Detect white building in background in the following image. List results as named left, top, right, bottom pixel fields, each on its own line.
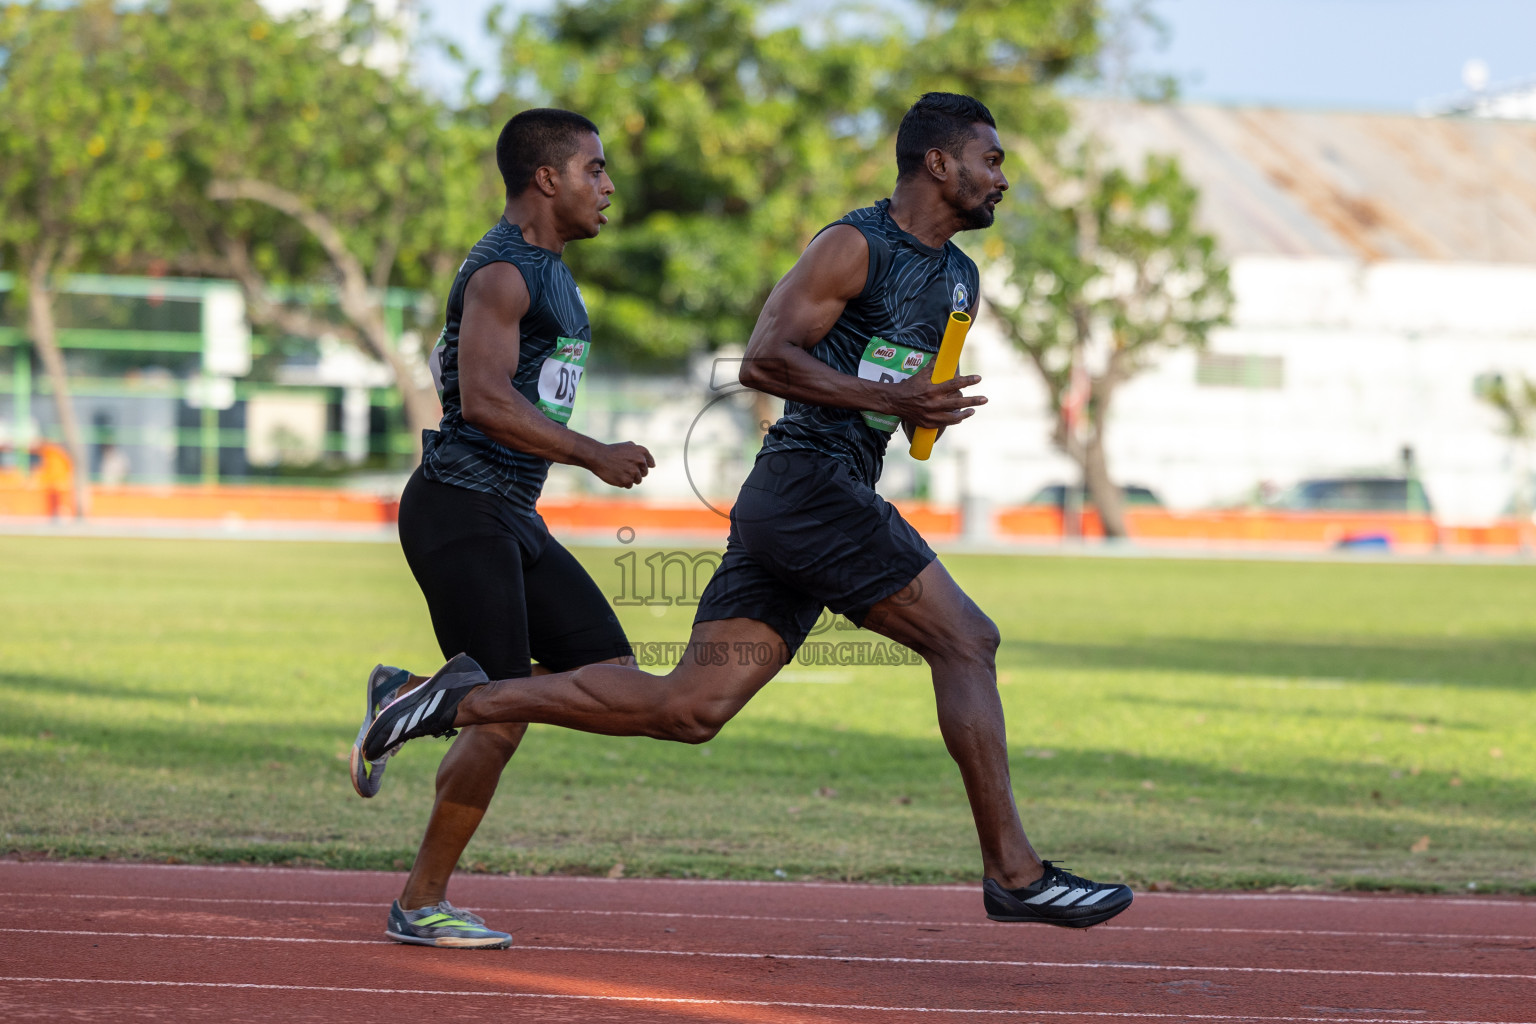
left=939, top=100, right=1536, bottom=525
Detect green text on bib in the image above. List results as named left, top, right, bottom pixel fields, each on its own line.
left=535, top=337, right=590, bottom=424
left=857, top=337, right=931, bottom=433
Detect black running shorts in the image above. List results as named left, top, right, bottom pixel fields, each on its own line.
left=694, top=450, right=936, bottom=655
left=396, top=468, right=633, bottom=679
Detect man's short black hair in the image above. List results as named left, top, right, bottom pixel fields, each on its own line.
left=496, top=108, right=601, bottom=197
left=895, top=93, right=996, bottom=180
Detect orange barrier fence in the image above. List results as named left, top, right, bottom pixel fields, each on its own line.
left=1, top=481, right=1532, bottom=553
left=992, top=506, right=1534, bottom=551
left=536, top=498, right=728, bottom=537
left=0, top=482, right=397, bottom=525
left=995, top=506, right=1444, bottom=547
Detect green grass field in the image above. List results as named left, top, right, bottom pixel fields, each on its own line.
left=1, top=535, right=1532, bottom=892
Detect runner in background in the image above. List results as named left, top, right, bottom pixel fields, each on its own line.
left=349, top=108, right=653, bottom=949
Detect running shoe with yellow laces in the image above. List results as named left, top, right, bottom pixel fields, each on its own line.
left=386, top=900, right=512, bottom=949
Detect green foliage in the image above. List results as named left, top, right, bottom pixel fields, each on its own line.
left=132, top=0, right=453, bottom=290
left=2, top=537, right=1533, bottom=890
left=902, top=0, right=1100, bottom=138
left=0, top=1, right=166, bottom=270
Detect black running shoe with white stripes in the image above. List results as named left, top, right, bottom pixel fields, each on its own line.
left=349, top=664, right=410, bottom=799
left=983, top=861, right=1133, bottom=928
left=361, top=653, right=488, bottom=761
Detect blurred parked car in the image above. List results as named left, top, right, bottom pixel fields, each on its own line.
left=1025, top=483, right=1164, bottom=508
left=1269, top=476, right=1432, bottom=514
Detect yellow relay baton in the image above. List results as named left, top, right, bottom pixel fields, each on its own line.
left=909, top=311, right=973, bottom=461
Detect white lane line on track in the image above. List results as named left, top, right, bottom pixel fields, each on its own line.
left=1137, top=892, right=1536, bottom=909
left=0, top=977, right=1525, bottom=1024
left=4, top=863, right=1531, bottom=908
left=1119, top=925, right=1536, bottom=943
left=5, top=928, right=1533, bottom=981
left=0, top=861, right=973, bottom=890
left=0, top=927, right=373, bottom=945
left=3, top=893, right=1531, bottom=943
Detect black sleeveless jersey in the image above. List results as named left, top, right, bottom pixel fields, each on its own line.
left=421, top=218, right=592, bottom=515
left=757, top=199, right=980, bottom=485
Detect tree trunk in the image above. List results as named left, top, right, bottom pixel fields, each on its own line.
left=209, top=181, right=441, bottom=465
left=1082, top=429, right=1127, bottom=538
left=217, top=234, right=439, bottom=465
left=1516, top=439, right=1534, bottom=555
left=332, top=281, right=438, bottom=464
left=1083, top=356, right=1129, bottom=539
left=26, top=260, right=89, bottom=519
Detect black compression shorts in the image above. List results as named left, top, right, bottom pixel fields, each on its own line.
left=693, top=450, right=936, bottom=655
left=397, top=468, right=633, bottom=679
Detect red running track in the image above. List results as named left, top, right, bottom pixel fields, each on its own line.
left=0, top=860, right=1532, bottom=1023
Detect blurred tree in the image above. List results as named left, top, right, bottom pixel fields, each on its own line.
left=488, top=0, right=903, bottom=362
left=902, top=0, right=1103, bottom=140
left=988, top=144, right=1231, bottom=537
left=1478, top=374, right=1536, bottom=441
left=133, top=0, right=451, bottom=459
left=1475, top=372, right=1536, bottom=550
left=0, top=0, right=162, bottom=516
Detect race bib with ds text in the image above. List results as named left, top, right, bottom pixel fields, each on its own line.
left=535, top=337, right=590, bottom=424
left=857, top=337, right=931, bottom=433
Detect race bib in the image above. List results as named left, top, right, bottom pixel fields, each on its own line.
left=535, top=337, right=590, bottom=424
left=857, top=337, right=931, bottom=433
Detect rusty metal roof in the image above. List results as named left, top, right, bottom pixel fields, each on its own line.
left=1072, top=99, right=1536, bottom=263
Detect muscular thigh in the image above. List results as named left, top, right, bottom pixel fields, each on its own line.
left=860, top=558, right=989, bottom=660
left=398, top=472, right=535, bottom=680
left=665, top=617, right=788, bottom=726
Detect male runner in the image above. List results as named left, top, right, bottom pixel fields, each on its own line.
left=365, top=93, right=1133, bottom=928
left=349, top=108, right=654, bottom=948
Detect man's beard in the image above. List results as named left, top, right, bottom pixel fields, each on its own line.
left=955, top=165, right=999, bottom=230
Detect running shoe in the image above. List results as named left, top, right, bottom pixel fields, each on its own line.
left=362, top=652, right=488, bottom=761
left=349, top=664, right=411, bottom=799
left=386, top=900, right=512, bottom=949
left=983, top=861, right=1134, bottom=928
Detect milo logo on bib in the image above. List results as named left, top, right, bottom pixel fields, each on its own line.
left=857, top=336, right=932, bottom=433
left=535, top=337, right=590, bottom=424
